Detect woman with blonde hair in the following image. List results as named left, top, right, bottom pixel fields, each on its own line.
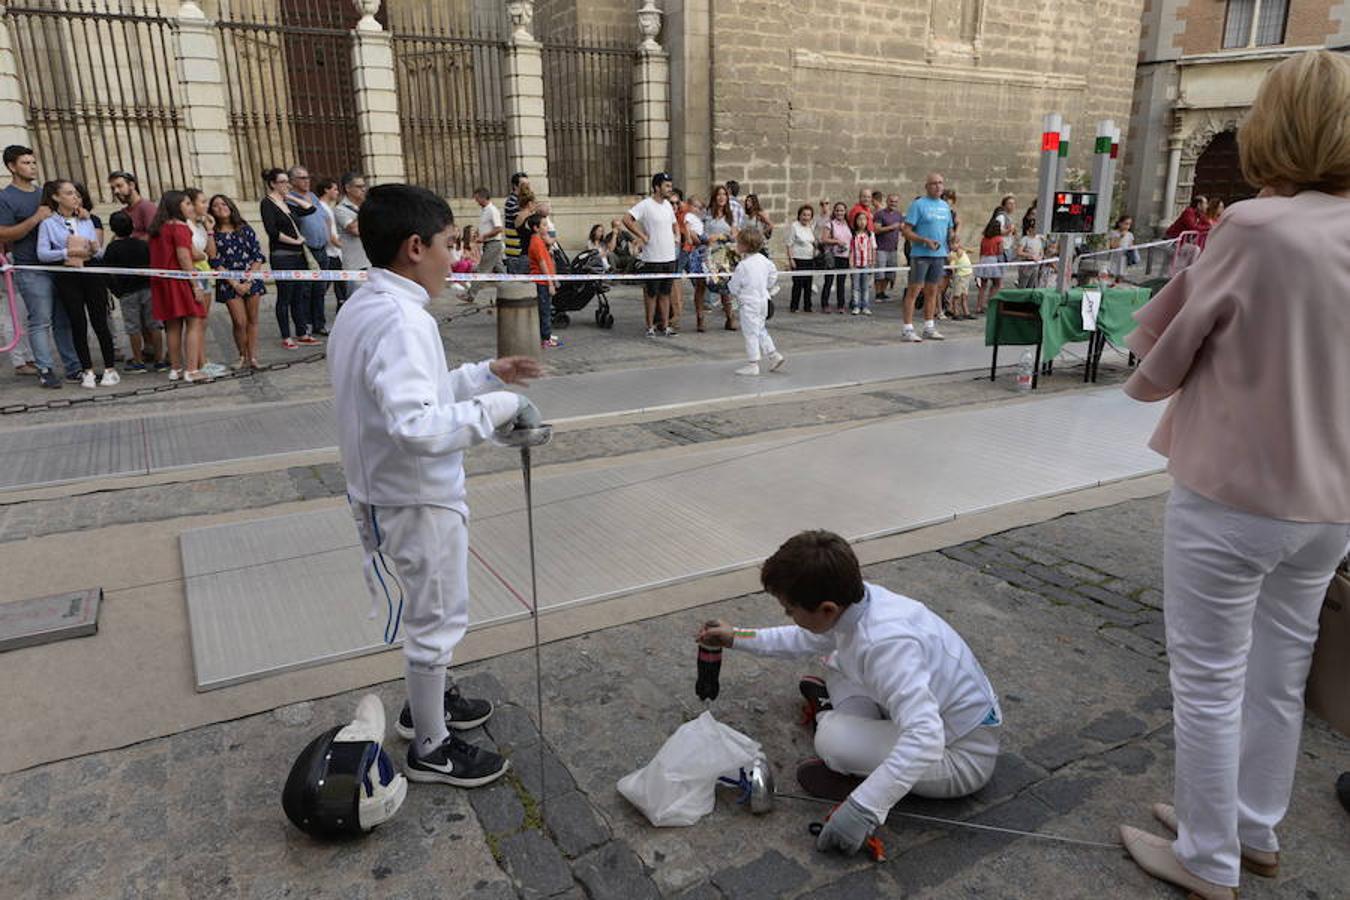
left=1117, top=50, right=1350, bottom=900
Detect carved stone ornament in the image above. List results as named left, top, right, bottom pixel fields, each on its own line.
left=507, top=0, right=535, bottom=41
left=352, top=0, right=383, bottom=32
left=637, top=0, right=662, bottom=51
left=177, top=0, right=206, bottom=18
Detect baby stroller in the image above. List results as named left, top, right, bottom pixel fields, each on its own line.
left=549, top=245, right=614, bottom=330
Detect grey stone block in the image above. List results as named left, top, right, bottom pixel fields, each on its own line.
left=673, top=884, right=724, bottom=900
left=1133, top=617, right=1166, bottom=645
left=710, top=849, right=810, bottom=898
left=1059, top=562, right=1106, bottom=584
left=456, top=671, right=509, bottom=703
left=939, top=545, right=986, bottom=568
left=891, top=793, right=1055, bottom=891
left=486, top=704, right=542, bottom=752
left=1079, top=711, right=1149, bottom=745
left=1099, top=625, right=1167, bottom=659
left=499, top=829, right=575, bottom=899
left=572, top=841, right=660, bottom=900
left=1023, top=732, right=1089, bottom=771
left=797, top=867, right=894, bottom=899
left=1025, top=563, right=1080, bottom=589
left=513, top=745, right=577, bottom=799
left=470, top=781, right=526, bottom=835
left=1102, top=743, right=1155, bottom=776
left=973, top=752, right=1047, bottom=803
left=1028, top=774, right=1101, bottom=814
left=1077, top=583, right=1141, bottom=612
left=544, top=790, right=610, bottom=858
left=1137, top=587, right=1165, bottom=610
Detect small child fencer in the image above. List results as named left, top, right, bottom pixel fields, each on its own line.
left=698, top=530, right=1002, bottom=856
left=329, top=183, right=543, bottom=788
left=728, top=227, right=785, bottom=376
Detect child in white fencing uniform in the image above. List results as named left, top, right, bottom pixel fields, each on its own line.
left=698, top=530, right=1001, bottom=856
left=328, top=183, right=543, bottom=788
left=728, top=227, right=784, bottom=376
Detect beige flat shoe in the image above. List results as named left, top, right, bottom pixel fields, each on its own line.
left=1119, top=825, right=1237, bottom=900
left=1152, top=803, right=1279, bottom=878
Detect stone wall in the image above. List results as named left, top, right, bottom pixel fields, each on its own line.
left=1173, top=0, right=1339, bottom=55
left=702, top=0, right=1144, bottom=246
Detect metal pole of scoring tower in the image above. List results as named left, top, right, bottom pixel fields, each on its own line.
left=1054, top=123, right=1071, bottom=191
left=1091, top=120, right=1114, bottom=234
left=1037, top=113, right=1061, bottom=240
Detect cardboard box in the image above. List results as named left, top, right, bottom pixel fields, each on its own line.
left=1306, top=567, right=1350, bottom=738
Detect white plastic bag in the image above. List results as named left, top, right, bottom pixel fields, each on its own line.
left=617, top=711, right=762, bottom=826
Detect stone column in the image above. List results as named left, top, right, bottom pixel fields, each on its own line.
left=0, top=6, right=29, bottom=144
left=351, top=0, right=405, bottom=183
left=174, top=2, right=237, bottom=196
left=504, top=0, right=548, bottom=196
left=667, top=0, right=711, bottom=200
left=632, top=1, right=670, bottom=193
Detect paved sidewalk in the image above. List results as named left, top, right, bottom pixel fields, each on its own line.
left=4, top=495, right=1346, bottom=899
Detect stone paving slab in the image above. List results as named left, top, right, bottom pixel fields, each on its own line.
left=3, top=494, right=1347, bottom=899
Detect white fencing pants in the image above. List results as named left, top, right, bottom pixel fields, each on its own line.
left=1164, top=485, right=1350, bottom=887
left=352, top=501, right=471, bottom=752
left=814, top=671, right=1000, bottom=799
left=739, top=297, right=776, bottom=363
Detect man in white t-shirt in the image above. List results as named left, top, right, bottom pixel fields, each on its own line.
left=622, top=171, right=679, bottom=337
left=470, top=187, right=505, bottom=300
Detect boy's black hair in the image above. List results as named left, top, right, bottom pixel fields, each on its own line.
left=511, top=171, right=528, bottom=187
left=359, top=184, right=455, bottom=268
left=3, top=145, right=33, bottom=168
left=761, top=530, right=864, bottom=611
left=108, top=210, right=134, bottom=238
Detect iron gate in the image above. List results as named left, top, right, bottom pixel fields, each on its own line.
left=215, top=0, right=362, bottom=192
left=540, top=27, right=633, bottom=196
left=4, top=0, right=191, bottom=201
left=387, top=1, right=509, bottom=198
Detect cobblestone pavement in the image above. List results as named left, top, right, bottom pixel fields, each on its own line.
left=3, top=496, right=1347, bottom=899
left=0, top=283, right=1010, bottom=422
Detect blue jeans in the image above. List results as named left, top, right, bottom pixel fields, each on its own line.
left=851, top=273, right=872, bottom=311
left=306, top=246, right=335, bottom=332
left=537, top=284, right=552, bottom=341
left=14, top=269, right=80, bottom=374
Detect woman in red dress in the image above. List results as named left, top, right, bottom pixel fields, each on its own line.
left=149, top=190, right=209, bottom=381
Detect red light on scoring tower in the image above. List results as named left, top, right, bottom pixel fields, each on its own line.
left=1041, top=131, right=1060, bottom=153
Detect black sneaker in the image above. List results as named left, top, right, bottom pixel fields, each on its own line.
left=38, top=368, right=61, bottom=389
left=796, top=757, right=863, bottom=803
left=1338, top=772, right=1350, bottom=815
left=395, top=685, right=493, bottom=740
left=799, top=675, right=832, bottom=728
left=64, top=370, right=82, bottom=383
left=405, top=734, right=509, bottom=788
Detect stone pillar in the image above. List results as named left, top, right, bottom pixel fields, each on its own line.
left=504, top=1, right=548, bottom=196
left=633, top=1, right=670, bottom=193
left=351, top=1, right=405, bottom=183
left=174, top=2, right=237, bottom=196
left=1162, top=134, right=1182, bottom=230
left=0, top=6, right=29, bottom=145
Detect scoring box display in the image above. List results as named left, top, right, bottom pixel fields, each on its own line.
left=1051, top=192, right=1098, bottom=233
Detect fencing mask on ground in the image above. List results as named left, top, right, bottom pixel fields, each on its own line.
left=282, top=694, right=407, bottom=838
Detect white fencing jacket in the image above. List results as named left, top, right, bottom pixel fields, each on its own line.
left=328, top=268, right=519, bottom=517
left=727, top=252, right=778, bottom=307
left=736, top=582, right=1001, bottom=818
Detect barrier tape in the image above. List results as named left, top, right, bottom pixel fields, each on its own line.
left=0, top=251, right=1138, bottom=285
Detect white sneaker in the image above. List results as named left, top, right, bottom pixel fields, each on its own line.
left=861, top=309, right=873, bottom=316
left=100, top=369, right=120, bottom=387
left=734, top=363, right=760, bottom=376
left=900, top=330, right=924, bottom=343
left=768, top=352, right=785, bottom=372
left=645, top=327, right=657, bottom=338
left=922, top=326, right=945, bottom=341
left=80, top=370, right=97, bottom=389
left=202, top=362, right=229, bottom=377
left=168, top=368, right=182, bottom=382
left=850, top=308, right=859, bottom=316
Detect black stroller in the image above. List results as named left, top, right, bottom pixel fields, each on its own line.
left=549, top=245, right=613, bottom=330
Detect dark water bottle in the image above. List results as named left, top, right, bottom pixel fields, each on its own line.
left=696, top=622, right=723, bottom=702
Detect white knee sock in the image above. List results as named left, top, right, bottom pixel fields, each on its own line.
left=406, top=662, right=449, bottom=757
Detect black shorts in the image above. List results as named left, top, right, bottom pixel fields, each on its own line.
left=639, top=260, right=677, bottom=297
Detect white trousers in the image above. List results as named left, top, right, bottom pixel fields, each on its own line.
left=1, top=292, right=33, bottom=367
left=1164, top=485, right=1350, bottom=886
left=739, top=297, right=776, bottom=363
left=352, top=501, right=471, bottom=750
left=814, top=671, right=1000, bottom=799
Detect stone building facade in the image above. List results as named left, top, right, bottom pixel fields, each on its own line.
left=0, top=0, right=1146, bottom=249
left=1122, top=0, right=1348, bottom=235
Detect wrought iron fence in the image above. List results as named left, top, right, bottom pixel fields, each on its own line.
left=540, top=28, right=634, bottom=196
left=4, top=0, right=192, bottom=202
left=215, top=0, right=362, bottom=193
left=387, top=1, right=509, bottom=199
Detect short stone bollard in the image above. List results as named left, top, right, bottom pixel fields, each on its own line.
left=496, top=279, right=542, bottom=361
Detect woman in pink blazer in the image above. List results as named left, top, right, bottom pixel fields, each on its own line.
left=1118, top=50, right=1350, bottom=900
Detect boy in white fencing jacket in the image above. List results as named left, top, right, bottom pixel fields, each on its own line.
left=329, top=183, right=542, bottom=787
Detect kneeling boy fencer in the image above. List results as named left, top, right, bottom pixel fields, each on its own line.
left=698, top=531, right=1002, bottom=855
left=729, top=227, right=784, bottom=376
left=329, top=183, right=543, bottom=788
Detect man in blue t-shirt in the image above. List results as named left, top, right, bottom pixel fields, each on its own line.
left=899, top=173, right=954, bottom=342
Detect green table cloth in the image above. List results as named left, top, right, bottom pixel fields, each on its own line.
left=984, top=286, right=1155, bottom=360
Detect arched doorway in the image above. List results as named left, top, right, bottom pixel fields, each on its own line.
left=1192, top=130, right=1254, bottom=208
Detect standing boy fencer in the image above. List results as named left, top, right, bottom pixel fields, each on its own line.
left=698, top=531, right=1002, bottom=855
left=329, top=183, right=543, bottom=786
left=728, top=226, right=785, bottom=376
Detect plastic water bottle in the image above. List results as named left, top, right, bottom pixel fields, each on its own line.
left=1017, top=351, right=1034, bottom=392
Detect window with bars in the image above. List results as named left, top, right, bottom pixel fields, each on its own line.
left=1222, top=0, right=1288, bottom=50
